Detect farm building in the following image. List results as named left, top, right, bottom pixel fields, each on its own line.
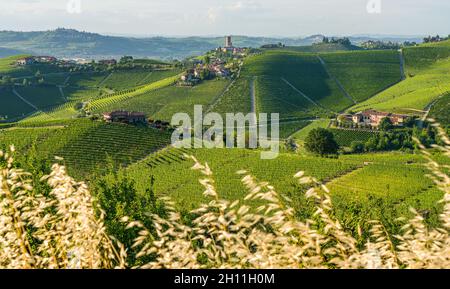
left=16, top=57, right=36, bottom=66
left=351, top=110, right=408, bottom=127
left=103, top=111, right=147, bottom=124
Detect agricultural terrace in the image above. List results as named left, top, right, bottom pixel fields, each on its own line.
left=329, top=129, right=376, bottom=147
left=92, top=79, right=230, bottom=121
left=124, top=148, right=361, bottom=210
left=100, top=69, right=181, bottom=91
left=319, top=50, right=402, bottom=102
left=210, top=78, right=252, bottom=116
left=328, top=154, right=444, bottom=227
left=123, top=148, right=442, bottom=228
left=0, top=89, right=36, bottom=120
left=350, top=41, right=450, bottom=114
left=429, top=94, right=450, bottom=128
left=1, top=119, right=172, bottom=178
left=242, top=51, right=353, bottom=114
left=16, top=86, right=66, bottom=109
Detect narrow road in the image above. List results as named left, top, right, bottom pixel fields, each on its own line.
left=281, top=77, right=325, bottom=109
left=417, top=97, right=442, bottom=128
left=399, top=49, right=406, bottom=80
left=58, top=86, right=67, bottom=101
left=250, top=76, right=257, bottom=113
left=12, top=89, right=39, bottom=110
left=250, top=76, right=258, bottom=129
left=98, top=72, right=113, bottom=87
left=138, top=71, right=153, bottom=85
left=317, top=56, right=357, bottom=104
left=63, top=74, right=71, bottom=86
left=205, top=78, right=236, bottom=113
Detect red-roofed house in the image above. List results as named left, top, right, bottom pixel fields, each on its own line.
left=103, top=111, right=147, bottom=124
left=352, top=110, right=408, bottom=127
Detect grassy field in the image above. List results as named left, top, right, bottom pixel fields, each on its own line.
left=291, top=119, right=330, bottom=141
left=350, top=41, right=450, bottom=114
left=319, top=50, right=402, bottom=103
left=0, top=55, right=28, bottom=74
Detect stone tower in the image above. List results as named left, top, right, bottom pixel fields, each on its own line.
left=225, top=36, right=233, bottom=47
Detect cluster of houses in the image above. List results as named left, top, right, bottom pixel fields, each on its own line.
left=180, top=59, right=231, bottom=84
left=16, top=56, right=117, bottom=67
left=340, top=110, right=409, bottom=128
left=16, top=56, right=57, bottom=66
left=180, top=36, right=243, bottom=86
left=102, top=110, right=171, bottom=130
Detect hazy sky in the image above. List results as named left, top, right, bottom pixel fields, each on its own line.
left=0, top=0, right=449, bottom=37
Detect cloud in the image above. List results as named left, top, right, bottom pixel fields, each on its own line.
left=0, top=0, right=449, bottom=36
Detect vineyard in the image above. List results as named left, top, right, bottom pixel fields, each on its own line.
left=429, top=94, right=450, bottom=127
left=125, top=148, right=361, bottom=209
left=319, top=50, right=402, bottom=102
left=242, top=51, right=353, bottom=113
left=16, top=85, right=66, bottom=109
left=210, top=77, right=252, bottom=116
left=350, top=40, right=450, bottom=114
left=329, top=129, right=376, bottom=147
left=0, top=119, right=172, bottom=177
left=88, top=74, right=181, bottom=113
left=327, top=160, right=444, bottom=224
left=0, top=89, right=36, bottom=120
left=90, top=78, right=230, bottom=121
left=255, top=76, right=327, bottom=120
left=0, top=126, right=63, bottom=152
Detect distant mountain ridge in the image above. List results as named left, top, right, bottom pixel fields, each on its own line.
left=0, top=28, right=423, bottom=60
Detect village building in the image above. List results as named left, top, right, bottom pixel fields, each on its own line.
left=35, top=56, right=57, bottom=63
left=102, top=111, right=147, bottom=124
left=350, top=110, right=408, bottom=127
left=216, top=36, right=246, bottom=55
left=98, top=59, right=117, bottom=66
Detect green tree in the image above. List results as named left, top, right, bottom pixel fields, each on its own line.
left=379, top=117, right=393, bottom=131
left=304, top=128, right=339, bottom=156
left=350, top=141, right=365, bottom=153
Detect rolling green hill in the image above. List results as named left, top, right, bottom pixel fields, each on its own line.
left=350, top=40, right=450, bottom=114
left=242, top=51, right=353, bottom=116
left=319, top=50, right=402, bottom=102
left=0, top=119, right=171, bottom=178
left=92, top=79, right=230, bottom=121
